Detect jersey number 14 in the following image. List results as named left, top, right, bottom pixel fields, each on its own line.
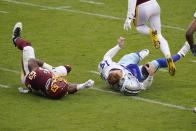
left=100, top=60, right=110, bottom=69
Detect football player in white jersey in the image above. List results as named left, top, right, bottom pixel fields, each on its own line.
left=186, top=11, right=196, bottom=56
left=124, top=0, right=176, bottom=76
left=98, top=37, right=190, bottom=95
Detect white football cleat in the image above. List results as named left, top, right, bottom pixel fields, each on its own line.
left=84, top=79, right=94, bottom=88
left=139, top=49, right=149, bottom=60
left=12, top=22, right=22, bottom=46
left=177, top=41, right=190, bottom=57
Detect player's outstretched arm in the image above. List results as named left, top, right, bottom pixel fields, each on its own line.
left=124, top=0, right=137, bottom=30
left=28, top=58, right=53, bottom=72
left=186, top=19, right=196, bottom=53
left=103, top=37, right=125, bottom=60
left=68, top=79, right=94, bottom=94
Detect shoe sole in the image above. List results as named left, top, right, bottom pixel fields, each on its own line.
left=153, top=41, right=160, bottom=49
left=166, top=57, right=176, bottom=76
left=12, top=22, right=22, bottom=46
left=150, top=30, right=160, bottom=49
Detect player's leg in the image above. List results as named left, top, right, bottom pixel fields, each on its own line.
left=12, top=22, right=35, bottom=84
left=118, top=49, right=149, bottom=65
left=140, top=42, right=190, bottom=79
left=149, top=2, right=176, bottom=76
left=152, top=42, right=189, bottom=71
left=134, top=2, right=151, bottom=34
left=68, top=79, right=94, bottom=94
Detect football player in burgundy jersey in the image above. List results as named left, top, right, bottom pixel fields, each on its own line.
left=12, top=22, right=94, bottom=99
left=98, top=37, right=189, bottom=95
left=186, top=11, right=196, bottom=56
left=124, top=0, right=176, bottom=76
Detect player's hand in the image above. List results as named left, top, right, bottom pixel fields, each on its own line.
left=191, top=45, right=196, bottom=56
left=124, top=17, right=132, bottom=31
left=18, top=87, right=31, bottom=94
left=118, top=37, right=125, bottom=48
left=145, top=62, right=155, bottom=76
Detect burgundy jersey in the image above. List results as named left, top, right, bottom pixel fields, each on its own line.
left=25, top=68, right=52, bottom=95
left=136, top=0, right=150, bottom=5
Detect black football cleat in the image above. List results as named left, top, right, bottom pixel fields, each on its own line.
left=12, top=22, right=22, bottom=46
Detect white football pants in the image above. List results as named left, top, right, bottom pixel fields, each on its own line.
left=134, top=0, right=171, bottom=57
left=21, top=46, right=35, bottom=84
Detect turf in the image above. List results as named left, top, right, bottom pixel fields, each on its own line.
left=0, top=0, right=196, bottom=130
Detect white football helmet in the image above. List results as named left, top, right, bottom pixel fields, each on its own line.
left=120, top=74, right=142, bottom=95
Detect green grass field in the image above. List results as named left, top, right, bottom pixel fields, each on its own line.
left=1, top=0, right=196, bottom=130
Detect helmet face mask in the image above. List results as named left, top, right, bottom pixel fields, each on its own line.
left=47, top=74, right=69, bottom=99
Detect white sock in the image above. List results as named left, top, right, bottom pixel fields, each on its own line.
left=158, top=34, right=171, bottom=57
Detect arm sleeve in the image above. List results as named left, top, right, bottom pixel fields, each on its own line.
left=141, top=76, right=153, bottom=90
left=103, top=45, right=121, bottom=60
left=126, top=0, right=137, bottom=19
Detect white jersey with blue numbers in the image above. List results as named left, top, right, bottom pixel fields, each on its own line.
left=99, top=59, right=124, bottom=80
left=98, top=45, right=133, bottom=90
left=98, top=45, right=123, bottom=87
left=98, top=44, right=153, bottom=91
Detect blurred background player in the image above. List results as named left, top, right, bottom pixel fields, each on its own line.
left=98, top=37, right=190, bottom=95
left=186, top=11, right=196, bottom=56
left=124, top=0, right=176, bottom=76
left=12, top=22, right=94, bottom=99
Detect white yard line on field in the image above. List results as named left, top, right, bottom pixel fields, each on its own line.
left=40, top=6, right=71, bottom=11
left=89, top=70, right=192, bottom=111
left=0, top=67, right=20, bottom=74
left=191, top=60, right=196, bottom=63
left=159, top=68, right=168, bottom=72
left=90, top=70, right=100, bottom=75
left=2, top=0, right=122, bottom=20
left=162, top=25, right=185, bottom=31
left=2, top=0, right=186, bottom=31
left=0, top=84, right=10, bottom=88
left=80, top=0, right=104, bottom=5
left=55, top=6, right=71, bottom=9
left=0, top=10, right=8, bottom=13
left=90, top=87, right=192, bottom=111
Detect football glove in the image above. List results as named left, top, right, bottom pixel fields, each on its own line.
left=18, top=87, right=30, bottom=94
left=191, top=45, right=196, bottom=56
left=124, top=17, right=132, bottom=31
